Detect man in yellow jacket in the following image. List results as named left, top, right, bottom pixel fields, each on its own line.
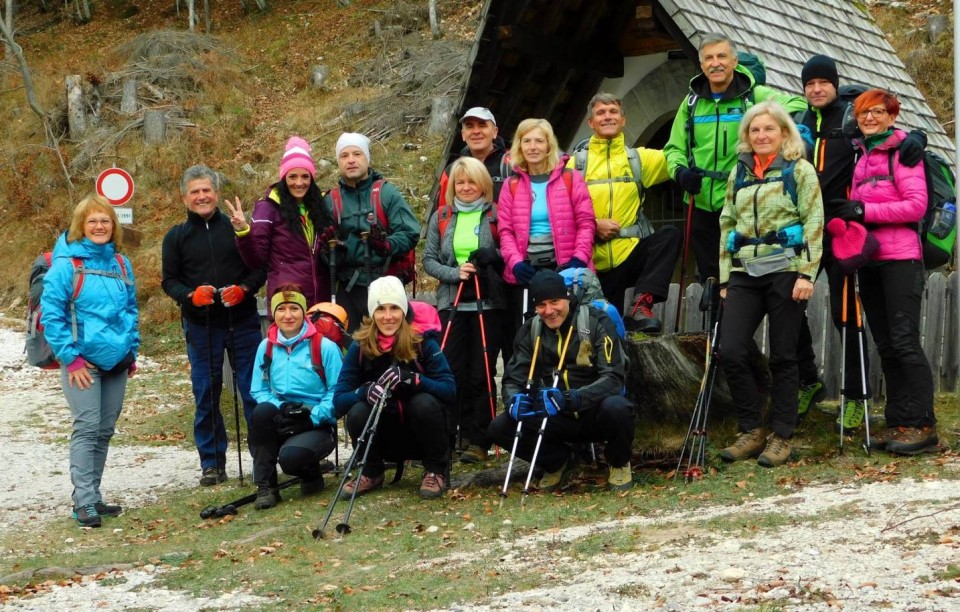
left=568, top=93, right=680, bottom=333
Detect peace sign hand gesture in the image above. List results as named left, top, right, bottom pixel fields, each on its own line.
left=224, top=197, right=249, bottom=232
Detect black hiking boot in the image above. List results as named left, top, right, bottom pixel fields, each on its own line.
left=199, top=467, right=227, bottom=487
left=626, top=292, right=661, bottom=334
left=254, top=485, right=281, bottom=510
left=95, top=502, right=123, bottom=517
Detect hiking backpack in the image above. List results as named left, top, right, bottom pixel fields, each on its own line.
left=262, top=323, right=337, bottom=387
left=329, top=180, right=417, bottom=286
left=437, top=202, right=499, bottom=244
left=572, top=139, right=655, bottom=239
left=732, top=158, right=799, bottom=206
left=26, top=252, right=130, bottom=369
left=794, top=83, right=869, bottom=145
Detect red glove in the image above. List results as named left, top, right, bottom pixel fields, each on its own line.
left=191, top=285, right=217, bottom=307
left=319, top=225, right=339, bottom=246
left=367, top=224, right=391, bottom=255
left=219, top=285, right=246, bottom=307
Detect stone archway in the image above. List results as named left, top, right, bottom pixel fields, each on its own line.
left=620, top=58, right=693, bottom=148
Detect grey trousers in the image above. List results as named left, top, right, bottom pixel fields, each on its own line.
left=61, top=366, right=127, bottom=508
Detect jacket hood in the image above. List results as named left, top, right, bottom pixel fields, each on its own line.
left=52, top=233, right=117, bottom=261
left=855, top=128, right=906, bottom=154
left=690, top=65, right=755, bottom=99
left=337, top=168, right=385, bottom=190
left=458, top=135, right=508, bottom=159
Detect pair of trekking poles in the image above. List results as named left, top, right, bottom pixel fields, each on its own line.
left=204, top=305, right=248, bottom=488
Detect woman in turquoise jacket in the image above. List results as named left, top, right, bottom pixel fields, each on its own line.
left=248, top=285, right=343, bottom=510
left=41, top=194, right=139, bottom=528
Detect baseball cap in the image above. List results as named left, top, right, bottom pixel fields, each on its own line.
left=459, top=107, right=496, bottom=126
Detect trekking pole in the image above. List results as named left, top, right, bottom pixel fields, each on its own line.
left=204, top=307, right=224, bottom=481
left=313, top=389, right=389, bottom=539
left=521, top=325, right=575, bottom=508
left=838, top=275, right=850, bottom=456
left=499, top=335, right=540, bottom=509
left=225, top=308, right=245, bottom=486
left=200, top=477, right=301, bottom=519
left=674, top=194, right=696, bottom=333
left=440, top=280, right=465, bottom=351
left=853, top=272, right=872, bottom=455
left=328, top=238, right=339, bottom=304
left=474, top=273, right=500, bottom=459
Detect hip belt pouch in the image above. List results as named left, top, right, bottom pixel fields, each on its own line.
left=526, top=233, right=556, bottom=268
left=743, top=249, right=791, bottom=277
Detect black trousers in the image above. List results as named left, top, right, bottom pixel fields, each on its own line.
left=857, top=260, right=935, bottom=428
left=335, top=284, right=369, bottom=334
left=440, top=307, right=502, bottom=449
left=248, top=402, right=336, bottom=488
left=488, top=395, right=635, bottom=472
left=345, top=393, right=450, bottom=476
left=796, top=254, right=871, bottom=398
left=689, top=206, right=721, bottom=284
left=720, top=272, right=804, bottom=438
left=597, top=226, right=683, bottom=311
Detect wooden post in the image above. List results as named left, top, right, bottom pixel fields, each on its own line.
left=65, top=75, right=86, bottom=139
left=120, top=79, right=138, bottom=115
left=143, top=110, right=166, bottom=144
left=427, top=97, right=454, bottom=135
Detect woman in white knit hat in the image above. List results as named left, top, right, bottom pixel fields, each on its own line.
left=332, top=276, right=456, bottom=500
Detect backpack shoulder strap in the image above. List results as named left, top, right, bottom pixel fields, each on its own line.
left=561, top=168, right=574, bottom=193
left=509, top=175, right=520, bottom=198
left=574, top=304, right=593, bottom=367
left=371, top=179, right=387, bottom=228
left=330, top=187, right=343, bottom=224
left=498, top=153, right=513, bottom=183
left=437, top=203, right=454, bottom=241
left=782, top=159, right=799, bottom=206
left=70, top=258, right=85, bottom=300
left=261, top=325, right=278, bottom=383
left=685, top=92, right=699, bottom=159
left=309, top=331, right=326, bottom=386
left=572, top=138, right=589, bottom=173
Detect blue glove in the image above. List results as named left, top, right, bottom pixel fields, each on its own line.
left=796, top=123, right=814, bottom=150
left=508, top=393, right=536, bottom=421
left=898, top=130, right=927, bottom=168
left=513, top=262, right=536, bottom=284
left=776, top=224, right=804, bottom=248
left=561, top=257, right=588, bottom=271
left=536, top=387, right=565, bottom=416
left=675, top=166, right=703, bottom=195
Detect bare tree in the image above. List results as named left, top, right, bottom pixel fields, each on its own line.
left=2, top=0, right=12, bottom=58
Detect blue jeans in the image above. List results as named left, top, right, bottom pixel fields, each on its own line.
left=61, top=366, right=127, bottom=508
left=183, top=313, right=261, bottom=470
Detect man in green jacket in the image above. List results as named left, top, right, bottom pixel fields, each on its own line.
left=322, top=133, right=420, bottom=331
left=568, top=93, right=679, bottom=334
left=664, top=34, right=806, bottom=289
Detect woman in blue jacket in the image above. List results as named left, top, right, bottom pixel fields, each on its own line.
left=41, top=195, right=139, bottom=528
left=333, top=276, right=456, bottom=500
left=248, top=285, right=343, bottom=510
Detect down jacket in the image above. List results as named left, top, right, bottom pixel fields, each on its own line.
left=498, top=155, right=596, bottom=284
left=850, top=129, right=927, bottom=262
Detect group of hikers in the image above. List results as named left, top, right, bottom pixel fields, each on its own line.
left=40, top=32, right=942, bottom=528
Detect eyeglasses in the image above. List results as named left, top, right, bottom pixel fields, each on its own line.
left=856, top=108, right=889, bottom=119
left=85, top=219, right=113, bottom=227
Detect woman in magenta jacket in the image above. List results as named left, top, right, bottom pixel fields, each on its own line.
left=830, top=89, right=936, bottom=455
left=498, top=118, right=595, bottom=330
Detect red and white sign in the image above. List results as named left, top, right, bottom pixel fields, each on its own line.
left=96, top=168, right=135, bottom=206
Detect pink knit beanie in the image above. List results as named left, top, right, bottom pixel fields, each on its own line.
left=278, top=136, right=316, bottom=181
left=827, top=218, right=879, bottom=275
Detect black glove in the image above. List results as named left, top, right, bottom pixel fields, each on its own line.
left=513, top=262, right=536, bottom=284
left=898, top=130, right=927, bottom=168
left=378, top=365, right=417, bottom=391
left=675, top=166, right=703, bottom=195
left=360, top=381, right=390, bottom=406
left=275, top=402, right=314, bottom=437
left=830, top=199, right=865, bottom=222
left=367, top=224, right=391, bottom=255
left=560, top=257, right=588, bottom=271
left=468, top=246, right=501, bottom=267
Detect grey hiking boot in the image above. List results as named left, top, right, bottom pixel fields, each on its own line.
left=885, top=426, right=939, bottom=456
left=797, top=381, right=826, bottom=419
left=419, top=471, right=447, bottom=500
left=607, top=464, right=634, bottom=491
left=626, top=293, right=662, bottom=334
left=254, top=485, right=281, bottom=510
left=72, top=504, right=102, bottom=528
left=757, top=434, right=792, bottom=468
left=835, top=399, right=866, bottom=432
left=719, top=428, right=767, bottom=462
left=199, top=467, right=227, bottom=487
left=538, top=454, right=580, bottom=492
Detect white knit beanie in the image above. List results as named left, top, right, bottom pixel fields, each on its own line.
left=335, top=132, right=371, bottom=164
left=367, top=276, right=408, bottom=317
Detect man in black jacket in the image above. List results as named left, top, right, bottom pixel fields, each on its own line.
left=488, top=270, right=635, bottom=492
left=162, top=164, right=267, bottom=486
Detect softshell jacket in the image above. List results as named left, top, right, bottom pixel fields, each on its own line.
left=321, top=170, right=420, bottom=288
left=498, top=155, right=596, bottom=284
left=162, top=210, right=266, bottom=327
left=236, top=185, right=331, bottom=306
left=422, top=200, right=506, bottom=311
left=663, top=65, right=807, bottom=212
left=798, top=97, right=858, bottom=206
left=566, top=134, right=670, bottom=272
left=436, top=136, right=511, bottom=208
left=718, top=154, right=824, bottom=284
left=501, top=304, right=625, bottom=411
left=332, top=333, right=456, bottom=418
left=41, top=234, right=139, bottom=370
left=850, top=129, right=927, bottom=262
left=250, top=320, right=342, bottom=427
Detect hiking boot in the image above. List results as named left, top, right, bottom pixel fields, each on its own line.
left=340, top=473, right=384, bottom=500
left=757, top=434, right=792, bottom=468
left=72, top=504, right=102, bottom=528
left=254, top=485, right=280, bottom=510
left=627, top=293, right=661, bottom=334
left=797, top=381, right=826, bottom=419
left=300, top=475, right=325, bottom=497
left=834, top=399, right=866, bottom=433
left=538, top=454, right=580, bottom=492
left=419, top=471, right=447, bottom=500
left=607, top=464, right=633, bottom=491
left=459, top=445, right=489, bottom=465
left=95, top=502, right=123, bottom=517
left=867, top=426, right=905, bottom=452
left=719, top=428, right=767, bottom=463
left=885, top=426, right=939, bottom=456
left=199, top=467, right=228, bottom=487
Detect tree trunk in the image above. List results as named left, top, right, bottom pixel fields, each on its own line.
left=65, top=74, right=86, bottom=139
left=427, top=97, right=454, bottom=135
left=187, top=0, right=195, bottom=31
left=2, top=0, right=12, bottom=59
left=143, top=110, right=167, bottom=144
left=203, top=0, right=210, bottom=32
left=120, top=79, right=138, bottom=115
left=428, top=0, right=440, bottom=39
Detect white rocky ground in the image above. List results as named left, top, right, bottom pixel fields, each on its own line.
left=1, top=323, right=959, bottom=610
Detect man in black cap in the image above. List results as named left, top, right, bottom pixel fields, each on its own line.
left=793, top=54, right=927, bottom=431
left=488, top=270, right=635, bottom=492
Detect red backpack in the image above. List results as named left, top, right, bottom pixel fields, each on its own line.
left=262, top=321, right=339, bottom=387
left=436, top=202, right=499, bottom=244
left=329, top=180, right=416, bottom=286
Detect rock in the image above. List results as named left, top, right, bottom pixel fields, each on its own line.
left=927, top=15, right=948, bottom=43
left=311, top=65, right=329, bottom=89
left=720, top=567, right=745, bottom=582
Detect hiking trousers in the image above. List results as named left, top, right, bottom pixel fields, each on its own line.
left=720, top=272, right=804, bottom=439
left=61, top=365, right=127, bottom=508
left=248, top=402, right=336, bottom=487
left=597, top=225, right=682, bottom=310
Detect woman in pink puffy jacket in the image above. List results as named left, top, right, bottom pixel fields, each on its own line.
left=498, top=118, right=596, bottom=332
left=831, top=89, right=936, bottom=455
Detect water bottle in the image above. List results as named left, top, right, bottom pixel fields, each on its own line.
left=931, top=202, right=956, bottom=240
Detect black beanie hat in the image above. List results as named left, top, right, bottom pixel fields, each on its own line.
left=801, top=54, right=839, bottom=90
left=529, top=269, right=568, bottom=305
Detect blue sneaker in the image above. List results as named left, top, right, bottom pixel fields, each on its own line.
left=72, top=504, right=102, bottom=528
